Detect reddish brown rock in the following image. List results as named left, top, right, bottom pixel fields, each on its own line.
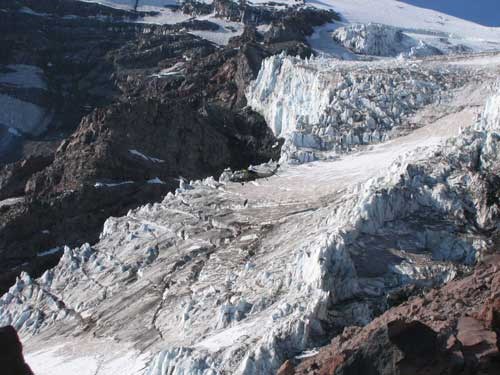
left=292, top=256, right=500, bottom=375
left=277, top=360, right=296, bottom=375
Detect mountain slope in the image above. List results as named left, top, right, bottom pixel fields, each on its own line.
left=2, top=53, right=499, bottom=374
left=1, top=1, right=500, bottom=374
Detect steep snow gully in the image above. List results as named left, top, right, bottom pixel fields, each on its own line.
left=1, top=50, right=499, bottom=374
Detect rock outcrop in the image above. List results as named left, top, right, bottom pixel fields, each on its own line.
left=290, top=255, right=500, bottom=375
left=0, top=325, right=33, bottom=375
left=0, top=0, right=335, bottom=296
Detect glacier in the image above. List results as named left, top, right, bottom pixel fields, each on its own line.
left=1, top=53, right=499, bottom=373
left=246, top=53, right=467, bottom=164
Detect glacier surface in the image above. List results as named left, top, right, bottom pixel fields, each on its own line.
left=1, top=55, right=499, bottom=374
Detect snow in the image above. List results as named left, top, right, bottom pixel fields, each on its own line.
left=0, top=197, right=24, bottom=208
left=4, top=2, right=500, bottom=373
left=0, top=94, right=52, bottom=136
left=94, top=180, right=134, bottom=187
left=137, top=8, right=192, bottom=25
left=294, top=349, right=319, bottom=359
left=76, top=0, right=500, bottom=49
left=25, top=343, right=151, bottom=375
left=78, top=0, right=178, bottom=11
left=195, top=321, right=257, bottom=351
left=27, top=349, right=99, bottom=375
left=307, top=23, right=359, bottom=59
left=0, top=65, right=47, bottom=90
left=309, top=0, right=500, bottom=45
left=37, top=248, right=62, bottom=257
left=129, top=149, right=165, bottom=163
left=18, top=7, right=49, bottom=17
left=188, top=14, right=244, bottom=45
left=147, top=177, right=166, bottom=184
left=7, top=78, right=498, bottom=373
left=8, top=127, right=22, bottom=136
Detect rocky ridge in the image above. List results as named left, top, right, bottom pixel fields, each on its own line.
left=289, top=254, right=500, bottom=375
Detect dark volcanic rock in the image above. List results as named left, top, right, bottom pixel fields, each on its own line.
left=25, top=99, right=277, bottom=197
left=0, top=155, right=54, bottom=200
left=0, top=326, right=33, bottom=375
left=263, top=7, right=337, bottom=44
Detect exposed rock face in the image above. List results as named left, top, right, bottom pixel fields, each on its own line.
left=0, top=325, right=33, bottom=375
left=0, top=155, right=53, bottom=201
left=0, top=0, right=336, bottom=296
left=211, top=0, right=338, bottom=27
left=332, top=23, right=443, bottom=57
left=291, top=255, right=500, bottom=375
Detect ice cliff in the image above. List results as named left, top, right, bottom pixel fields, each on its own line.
left=246, top=53, right=464, bottom=164
left=332, top=23, right=442, bottom=57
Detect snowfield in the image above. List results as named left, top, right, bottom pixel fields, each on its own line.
left=76, top=0, right=500, bottom=50
left=1, top=52, right=500, bottom=374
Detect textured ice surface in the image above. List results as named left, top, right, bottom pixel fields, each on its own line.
left=332, top=23, right=442, bottom=57
left=246, top=53, right=469, bottom=163
left=2, top=70, right=499, bottom=373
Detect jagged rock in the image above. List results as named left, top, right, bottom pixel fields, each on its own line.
left=0, top=154, right=53, bottom=200
left=0, top=325, right=33, bottom=375
left=2, top=0, right=330, bottom=295
left=293, top=256, right=500, bottom=375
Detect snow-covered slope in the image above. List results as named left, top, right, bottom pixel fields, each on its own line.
left=307, top=0, right=500, bottom=57
left=77, top=0, right=500, bottom=51
left=1, top=53, right=499, bottom=374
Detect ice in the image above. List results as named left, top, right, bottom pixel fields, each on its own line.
left=332, top=23, right=441, bottom=57
left=246, top=53, right=462, bottom=164
left=0, top=94, right=52, bottom=136
left=3, top=82, right=498, bottom=374
left=3, top=2, right=500, bottom=371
